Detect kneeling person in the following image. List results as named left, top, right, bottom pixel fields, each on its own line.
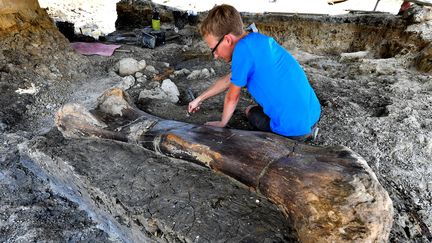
left=188, top=4, right=321, bottom=141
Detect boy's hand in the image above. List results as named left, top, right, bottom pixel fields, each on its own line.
left=188, top=98, right=202, bottom=114
left=205, top=121, right=226, bottom=128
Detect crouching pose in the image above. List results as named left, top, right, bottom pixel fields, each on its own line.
left=188, top=4, right=321, bottom=141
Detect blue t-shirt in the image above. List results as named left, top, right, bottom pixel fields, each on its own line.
left=231, top=32, right=320, bottom=136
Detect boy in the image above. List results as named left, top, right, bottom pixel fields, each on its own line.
left=188, top=4, right=320, bottom=141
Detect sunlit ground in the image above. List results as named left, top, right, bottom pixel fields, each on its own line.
left=38, top=0, right=404, bottom=37
left=153, top=0, right=403, bottom=15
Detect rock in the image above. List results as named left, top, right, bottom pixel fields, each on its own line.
left=15, top=83, right=39, bottom=95
left=417, top=134, right=426, bottom=143
left=138, top=87, right=168, bottom=101
left=192, top=40, right=210, bottom=53
left=0, top=122, right=7, bottom=132
left=186, top=68, right=212, bottom=80
left=138, top=79, right=179, bottom=104
left=340, top=51, right=369, bottom=62
left=138, top=60, right=147, bottom=70
left=146, top=81, right=160, bottom=89
left=404, top=4, right=432, bottom=23
left=39, top=0, right=118, bottom=38
left=119, top=58, right=141, bottom=76
left=112, top=62, right=120, bottom=73
left=135, top=72, right=143, bottom=78
left=375, top=60, right=397, bottom=75
left=116, top=76, right=135, bottom=90
left=161, top=79, right=180, bottom=103
left=145, top=65, right=159, bottom=75
left=136, top=76, right=147, bottom=84
left=414, top=43, right=432, bottom=72
left=35, top=63, right=52, bottom=77
left=115, top=1, right=175, bottom=30
left=186, top=70, right=201, bottom=80
left=201, top=68, right=211, bottom=79
left=359, top=59, right=397, bottom=75
left=173, top=68, right=191, bottom=76
left=423, top=80, right=432, bottom=90
left=403, top=115, right=421, bottom=129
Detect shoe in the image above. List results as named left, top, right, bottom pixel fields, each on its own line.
left=311, top=126, right=319, bottom=142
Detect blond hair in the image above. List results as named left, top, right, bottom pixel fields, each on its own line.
left=200, top=4, right=244, bottom=38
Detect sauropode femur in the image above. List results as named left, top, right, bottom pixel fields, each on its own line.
left=56, top=88, right=394, bottom=242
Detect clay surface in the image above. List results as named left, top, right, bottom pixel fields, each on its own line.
left=1, top=0, right=432, bottom=242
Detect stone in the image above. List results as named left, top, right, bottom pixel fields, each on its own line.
left=186, top=70, right=202, bottom=80
left=186, top=68, right=211, bottom=80
left=112, top=62, right=120, bottom=73
left=138, top=87, right=168, bottom=101
left=15, top=83, right=39, bottom=95
left=145, top=65, right=159, bottom=75
left=138, top=79, right=179, bottom=104
left=0, top=122, right=7, bottom=132
left=118, top=58, right=141, bottom=76
left=138, top=60, right=146, bottom=70
left=160, top=79, right=179, bottom=103
left=340, top=51, right=369, bottom=62
left=136, top=76, right=147, bottom=84
left=404, top=4, right=432, bottom=23
left=146, top=81, right=160, bottom=89
left=424, top=80, right=432, bottom=91
left=375, top=60, right=397, bottom=75
left=116, top=76, right=135, bottom=90
left=414, top=43, right=432, bottom=72
left=173, top=68, right=191, bottom=76
left=201, top=68, right=210, bottom=79
left=35, top=63, right=51, bottom=77
left=135, top=72, right=143, bottom=78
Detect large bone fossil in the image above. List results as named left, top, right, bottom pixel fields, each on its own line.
left=55, top=88, right=393, bottom=242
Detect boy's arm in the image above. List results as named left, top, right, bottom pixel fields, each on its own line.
left=188, top=73, right=231, bottom=113
left=205, top=83, right=241, bottom=128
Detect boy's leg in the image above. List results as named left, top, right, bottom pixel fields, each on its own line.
left=246, top=105, right=319, bottom=142
left=246, top=105, right=271, bottom=132
left=287, top=124, right=319, bottom=142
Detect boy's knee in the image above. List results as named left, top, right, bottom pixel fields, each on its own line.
left=245, top=105, right=257, bottom=116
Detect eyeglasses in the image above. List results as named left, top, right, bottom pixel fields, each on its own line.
left=211, top=35, right=226, bottom=56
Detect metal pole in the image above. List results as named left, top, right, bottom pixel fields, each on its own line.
left=373, top=0, right=381, bottom=11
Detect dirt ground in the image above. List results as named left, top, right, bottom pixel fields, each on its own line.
left=1, top=4, right=432, bottom=242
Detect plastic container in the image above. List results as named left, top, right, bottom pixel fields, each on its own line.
left=141, top=32, right=156, bottom=49
left=152, top=10, right=160, bottom=31
left=150, top=30, right=165, bottom=46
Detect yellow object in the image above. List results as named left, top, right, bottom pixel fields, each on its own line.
left=152, top=19, right=160, bottom=31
